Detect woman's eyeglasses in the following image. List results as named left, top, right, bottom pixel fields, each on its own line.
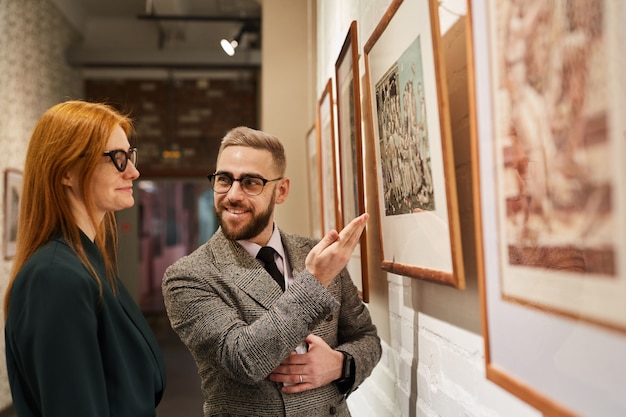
left=208, top=173, right=282, bottom=196
left=103, top=148, right=138, bottom=172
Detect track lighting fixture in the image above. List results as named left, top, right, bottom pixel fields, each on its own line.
left=220, top=26, right=246, bottom=56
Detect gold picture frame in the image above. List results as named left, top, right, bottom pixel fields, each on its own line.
left=4, top=168, right=23, bottom=260
left=316, top=79, right=340, bottom=234
left=335, top=20, right=370, bottom=302
left=364, top=0, right=465, bottom=288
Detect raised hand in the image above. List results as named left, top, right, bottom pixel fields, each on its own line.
left=305, top=213, right=368, bottom=287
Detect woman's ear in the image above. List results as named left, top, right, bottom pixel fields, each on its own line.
left=62, top=175, right=71, bottom=187
left=61, top=170, right=75, bottom=187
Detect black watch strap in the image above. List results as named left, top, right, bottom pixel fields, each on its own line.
left=335, top=351, right=356, bottom=395
left=340, top=352, right=354, bottom=380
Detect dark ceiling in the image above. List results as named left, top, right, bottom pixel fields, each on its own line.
left=51, top=0, right=262, bottom=68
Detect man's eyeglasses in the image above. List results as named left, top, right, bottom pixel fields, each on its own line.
left=208, top=173, right=283, bottom=196
left=103, top=148, right=138, bottom=172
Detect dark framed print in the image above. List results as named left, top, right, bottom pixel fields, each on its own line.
left=470, top=0, right=626, bottom=415
left=364, top=0, right=465, bottom=288
left=305, top=124, right=322, bottom=239
left=4, top=168, right=23, bottom=260
left=316, top=78, right=340, bottom=234
left=335, top=20, right=369, bottom=302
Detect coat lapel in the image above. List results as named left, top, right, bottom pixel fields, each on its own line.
left=280, top=231, right=311, bottom=276
left=207, top=229, right=315, bottom=309
left=209, top=230, right=283, bottom=309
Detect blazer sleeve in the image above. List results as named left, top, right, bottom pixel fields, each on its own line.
left=162, top=245, right=341, bottom=385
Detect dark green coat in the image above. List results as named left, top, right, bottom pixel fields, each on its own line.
left=5, top=232, right=166, bottom=417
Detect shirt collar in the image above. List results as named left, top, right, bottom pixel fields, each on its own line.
left=238, top=223, right=285, bottom=260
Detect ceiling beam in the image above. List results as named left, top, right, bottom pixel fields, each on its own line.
left=137, top=14, right=260, bottom=25
left=66, top=47, right=261, bottom=68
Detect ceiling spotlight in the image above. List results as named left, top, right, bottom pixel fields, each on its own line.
left=220, top=38, right=238, bottom=56
left=220, top=25, right=246, bottom=56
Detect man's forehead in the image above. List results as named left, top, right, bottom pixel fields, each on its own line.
left=216, top=146, right=275, bottom=173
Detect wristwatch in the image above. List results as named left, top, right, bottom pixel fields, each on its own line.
left=335, top=351, right=355, bottom=396
left=336, top=351, right=354, bottom=384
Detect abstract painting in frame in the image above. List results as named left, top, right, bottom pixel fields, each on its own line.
left=364, top=0, right=465, bottom=288
left=470, top=0, right=626, bottom=415
left=335, top=20, right=369, bottom=302
left=4, top=168, right=22, bottom=260
left=316, top=79, right=339, bottom=234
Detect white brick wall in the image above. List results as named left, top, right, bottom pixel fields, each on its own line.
left=348, top=276, right=543, bottom=417
left=348, top=342, right=401, bottom=416
left=352, top=271, right=544, bottom=417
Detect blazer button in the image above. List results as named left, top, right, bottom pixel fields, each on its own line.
left=308, top=323, right=315, bottom=331
left=329, top=406, right=337, bottom=415
left=325, top=314, right=333, bottom=322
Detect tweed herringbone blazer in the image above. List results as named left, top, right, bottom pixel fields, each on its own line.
left=162, top=228, right=381, bottom=417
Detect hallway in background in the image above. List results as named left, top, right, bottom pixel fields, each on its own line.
left=144, top=292, right=204, bottom=417
left=134, top=179, right=214, bottom=416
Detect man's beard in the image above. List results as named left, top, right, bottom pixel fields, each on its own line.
left=216, top=193, right=276, bottom=241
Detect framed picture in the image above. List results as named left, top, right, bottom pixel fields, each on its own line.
left=470, top=0, right=626, bottom=415
left=305, top=124, right=322, bottom=239
left=316, top=78, right=340, bottom=234
left=364, top=0, right=465, bottom=288
left=4, top=168, right=23, bottom=260
left=335, top=20, right=369, bottom=302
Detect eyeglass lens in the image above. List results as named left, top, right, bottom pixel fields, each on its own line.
left=210, top=174, right=266, bottom=196
left=107, top=148, right=137, bottom=172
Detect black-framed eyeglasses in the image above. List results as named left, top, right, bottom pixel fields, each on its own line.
left=103, top=148, right=138, bottom=172
left=208, top=173, right=283, bottom=196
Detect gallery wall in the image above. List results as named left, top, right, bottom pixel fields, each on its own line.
left=0, top=0, right=83, bottom=411
left=316, top=0, right=626, bottom=416
left=1, top=0, right=623, bottom=415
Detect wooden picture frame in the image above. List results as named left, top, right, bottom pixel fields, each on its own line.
left=305, top=124, right=322, bottom=239
left=364, top=0, right=465, bottom=288
left=316, top=79, right=340, bottom=235
left=4, top=168, right=23, bottom=260
left=335, top=20, right=369, bottom=302
left=470, top=0, right=626, bottom=415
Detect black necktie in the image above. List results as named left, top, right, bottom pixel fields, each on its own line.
left=256, top=246, right=285, bottom=291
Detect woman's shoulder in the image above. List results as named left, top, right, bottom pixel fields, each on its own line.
left=16, top=239, right=99, bottom=290
left=26, top=237, right=84, bottom=266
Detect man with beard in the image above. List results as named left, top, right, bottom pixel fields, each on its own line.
left=162, top=126, right=381, bottom=417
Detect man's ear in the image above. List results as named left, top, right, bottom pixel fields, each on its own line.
left=275, top=178, right=290, bottom=205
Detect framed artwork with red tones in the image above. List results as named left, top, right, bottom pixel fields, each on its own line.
left=470, top=0, right=626, bottom=415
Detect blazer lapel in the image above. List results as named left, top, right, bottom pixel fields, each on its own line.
left=116, top=284, right=167, bottom=383
left=210, top=230, right=283, bottom=309
left=280, top=231, right=311, bottom=276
